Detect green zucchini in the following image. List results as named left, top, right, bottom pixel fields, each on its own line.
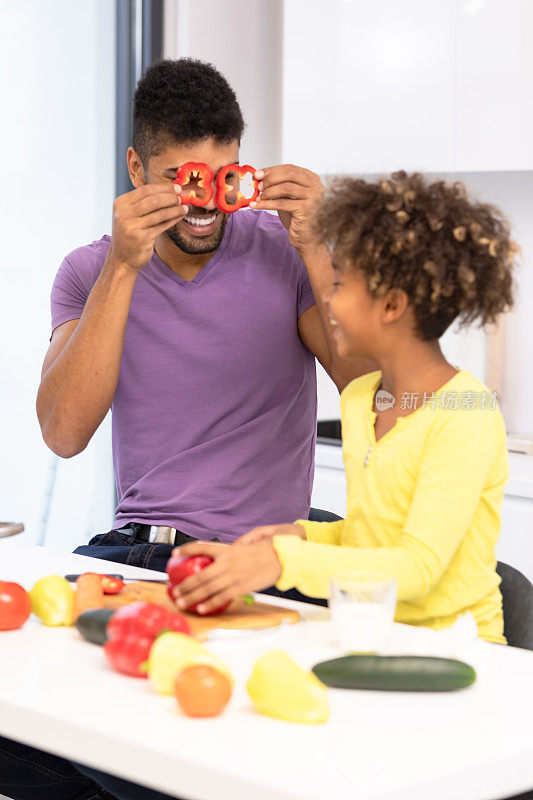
left=75, top=608, right=115, bottom=645
left=312, top=655, right=476, bottom=692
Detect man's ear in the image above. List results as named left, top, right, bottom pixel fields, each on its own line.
left=126, top=147, right=146, bottom=189
left=382, top=287, right=409, bottom=323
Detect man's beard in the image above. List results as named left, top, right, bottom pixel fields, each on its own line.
left=164, top=213, right=228, bottom=255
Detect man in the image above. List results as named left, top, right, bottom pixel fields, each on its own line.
left=1, top=59, right=372, bottom=800
left=36, top=58, right=370, bottom=576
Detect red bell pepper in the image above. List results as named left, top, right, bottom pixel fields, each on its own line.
left=104, top=601, right=192, bottom=678
left=166, top=555, right=231, bottom=615
left=106, top=601, right=191, bottom=641
left=174, top=162, right=214, bottom=207
left=82, top=573, right=125, bottom=595
left=101, top=575, right=125, bottom=594
left=215, top=164, right=259, bottom=213
left=104, top=633, right=154, bottom=678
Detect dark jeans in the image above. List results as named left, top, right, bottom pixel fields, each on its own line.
left=0, top=509, right=339, bottom=800
left=0, top=735, right=175, bottom=800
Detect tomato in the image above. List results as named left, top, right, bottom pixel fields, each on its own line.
left=106, top=601, right=191, bottom=641
left=174, top=664, right=232, bottom=717
left=0, top=581, right=32, bottom=631
left=166, top=555, right=231, bottom=616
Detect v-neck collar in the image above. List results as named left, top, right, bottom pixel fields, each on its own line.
left=152, top=213, right=234, bottom=287
left=367, top=368, right=466, bottom=446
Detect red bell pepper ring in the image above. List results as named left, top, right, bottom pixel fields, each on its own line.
left=215, top=164, right=259, bottom=213
left=174, top=162, right=214, bottom=207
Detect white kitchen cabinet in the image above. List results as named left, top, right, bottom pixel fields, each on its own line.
left=282, top=0, right=533, bottom=174
left=312, top=444, right=533, bottom=583
left=456, top=0, right=533, bottom=171
left=283, top=0, right=455, bottom=174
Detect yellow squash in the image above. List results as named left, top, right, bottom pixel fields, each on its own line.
left=146, top=632, right=233, bottom=695
left=30, top=575, right=75, bottom=626
left=247, top=650, right=329, bottom=724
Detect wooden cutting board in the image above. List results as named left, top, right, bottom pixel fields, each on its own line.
left=102, top=581, right=300, bottom=637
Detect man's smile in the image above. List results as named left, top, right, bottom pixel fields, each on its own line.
left=181, top=211, right=219, bottom=236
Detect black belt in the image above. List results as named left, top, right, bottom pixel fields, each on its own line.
left=127, top=523, right=197, bottom=546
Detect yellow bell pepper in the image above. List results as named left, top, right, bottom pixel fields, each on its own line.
left=30, top=575, right=75, bottom=626
left=247, top=650, right=329, bottom=724
left=146, top=632, right=233, bottom=696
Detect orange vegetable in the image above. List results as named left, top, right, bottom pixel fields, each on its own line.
left=73, top=573, right=105, bottom=621
left=174, top=664, right=232, bottom=717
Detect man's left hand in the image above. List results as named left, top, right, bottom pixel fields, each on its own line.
left=251, top=165, right=324, bottom=253
left=170, top=539, right=282, bottom=615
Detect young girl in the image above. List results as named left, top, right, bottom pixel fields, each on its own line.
left=173, top=171, right=518, bottom=643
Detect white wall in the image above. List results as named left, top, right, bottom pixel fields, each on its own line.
left=164, top=0, right=283, bottom=168
left=0, top=1, right=116, bottom=550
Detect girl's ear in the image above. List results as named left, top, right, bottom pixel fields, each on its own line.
left=382, top=287, right=409, bottom=323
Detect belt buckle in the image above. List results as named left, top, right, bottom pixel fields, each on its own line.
left=148, top=526, right=176, bottom=545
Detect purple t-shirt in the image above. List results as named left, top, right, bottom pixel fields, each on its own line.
left=51, top=210, right=317, bottom=542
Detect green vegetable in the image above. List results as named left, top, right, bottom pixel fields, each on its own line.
left=241, top=594, right=255, bottom=606
left=312, top=655, right=476, bottom=692
left=75, top=608, right=115, bottom=645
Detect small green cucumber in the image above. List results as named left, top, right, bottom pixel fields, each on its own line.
left=75, top=608, right=115, bottom=645
left=312, top=655, right=476, bottom=692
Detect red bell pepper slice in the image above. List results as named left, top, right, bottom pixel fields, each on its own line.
left=174, top=162, right=214, bottom=207
left=215, top=164, right=259, bottom=213
left=100, top=576, right=125, bottom=595
left=82, top=572, right=125, bottom=595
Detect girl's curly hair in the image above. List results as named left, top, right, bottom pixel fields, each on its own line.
left=314, top=171, right=518, bottom=340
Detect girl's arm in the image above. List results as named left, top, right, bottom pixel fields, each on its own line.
left=274, top=410, right=507, bottom=600
left=294, top=518, right=345, bottom=546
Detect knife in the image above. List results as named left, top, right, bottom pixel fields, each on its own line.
left=64, top=573, right=167, bottom=583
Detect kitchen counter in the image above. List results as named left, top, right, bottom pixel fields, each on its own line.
left=0, top=540, right=532, bottom=800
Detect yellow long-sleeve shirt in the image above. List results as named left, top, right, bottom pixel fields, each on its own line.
left=273, top=370, right=508, bottom=643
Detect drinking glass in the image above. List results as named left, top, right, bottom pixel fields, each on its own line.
left=329, top=570, right=397, bottom=653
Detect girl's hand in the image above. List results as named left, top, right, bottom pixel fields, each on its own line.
left=169, top=540, right=283, bottom=615
left=237, top=523, right=306, bottom=545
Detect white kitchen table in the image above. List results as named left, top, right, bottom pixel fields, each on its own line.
left=0, top=540, right=532, bottom=800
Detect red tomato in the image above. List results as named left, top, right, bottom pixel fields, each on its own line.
left=106, top=601, right=191, bottom=641
left=166, top=556, right=231, bottom=616
left=174, top=664, right=232, bottom=717
left=103, top=633, right=153, bottom=678
left=0, top=581, right=32, bottom=631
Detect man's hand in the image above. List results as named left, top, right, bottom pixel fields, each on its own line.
left=237, top=523, right=306, bottom=545
left=109, top=184, right=189, bottom=273
left=169, top=540, right=283, bottom=615
left=251, top=165, right=324, bottom=253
